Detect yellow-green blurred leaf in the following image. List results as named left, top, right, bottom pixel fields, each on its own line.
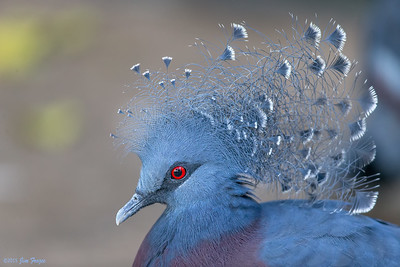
left=0, top=19, right=48, bottom=77
left=20, top=101, right=83, bottom=152
left=0, top=9, right=97, bottom=80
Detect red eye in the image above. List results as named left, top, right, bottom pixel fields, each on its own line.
left=171, top=166, right=186, bottom=180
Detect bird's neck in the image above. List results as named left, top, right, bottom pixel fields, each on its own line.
left=135, top=192, right=261, bottom=266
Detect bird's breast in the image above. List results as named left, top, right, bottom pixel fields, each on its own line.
left=170, top=222, right=267, bottom=267
left=133, top=219, right=267, bottom=267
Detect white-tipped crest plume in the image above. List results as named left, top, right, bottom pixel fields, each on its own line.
left=113, top=16, right=379, bottom=214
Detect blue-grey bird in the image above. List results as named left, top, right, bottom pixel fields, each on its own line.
left=114, top=18, right=400, bottom=266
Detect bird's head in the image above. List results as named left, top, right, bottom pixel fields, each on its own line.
left=115, top=21, right=380, bottom=225
left=115, top=112, right=246, bottom=225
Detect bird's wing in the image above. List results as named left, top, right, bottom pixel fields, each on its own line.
left=258, top=201, right=400, bottom=266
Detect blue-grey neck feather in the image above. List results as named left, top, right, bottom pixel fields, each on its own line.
left=144, top=173, right=260, bottom=264
left=114, top=18, right=379, bottom=214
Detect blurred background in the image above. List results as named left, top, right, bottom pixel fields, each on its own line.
left=0, top=0, right=399, bottom=266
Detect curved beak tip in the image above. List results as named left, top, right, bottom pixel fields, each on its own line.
left=115, top=193, right=144, bottom=226
left=115, top=205, right=130, bottom=226
left=115, top=209, right=123, bottom=226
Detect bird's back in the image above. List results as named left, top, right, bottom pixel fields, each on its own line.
left=258, top=200, right=400, bottom=266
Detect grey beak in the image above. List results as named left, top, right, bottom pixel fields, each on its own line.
left=116, top=193, right=145, bottom=225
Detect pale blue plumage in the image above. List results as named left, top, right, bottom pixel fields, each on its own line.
left=114, top=16, right=399, bottom=266
left=259, top=201, right=400, bottom=266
